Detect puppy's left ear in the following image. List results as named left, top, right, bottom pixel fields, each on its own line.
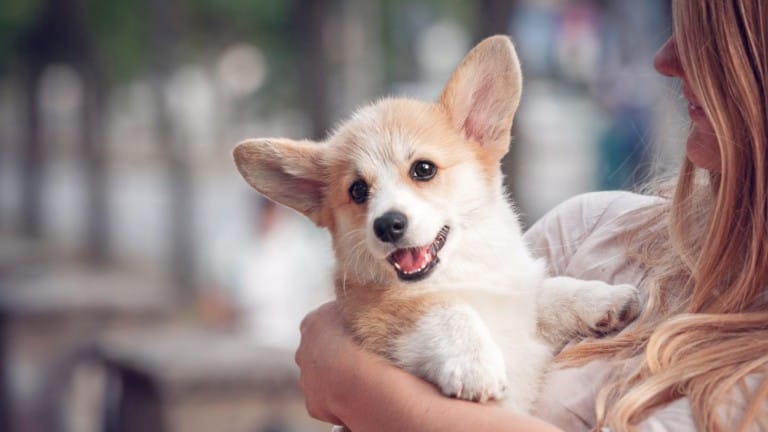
left=438, top=35, right=522, bottom=159
left=233, top=138, right=328, bottom=227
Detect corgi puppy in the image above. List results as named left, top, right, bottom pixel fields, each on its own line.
left=233, top=35, right=639, bottom=412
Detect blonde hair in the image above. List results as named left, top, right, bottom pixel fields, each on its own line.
left=558, top=0, right=768, bottom=430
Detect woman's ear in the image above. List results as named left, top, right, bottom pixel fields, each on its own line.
left=233, top=138, right=327, bottom=226
left=438, top=35, right=523, bottom=160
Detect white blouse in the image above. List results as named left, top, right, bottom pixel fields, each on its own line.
left=523, top=191, right=766, bottom=431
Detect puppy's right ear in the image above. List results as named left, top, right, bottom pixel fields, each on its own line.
left=233, top=138, right=327, bottom=226
left=439, top=35, right=522, bottom=160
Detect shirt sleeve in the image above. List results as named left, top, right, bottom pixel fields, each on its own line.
left=636, top=398, right=698, bottom=432
left=635, top=374, right=768, bottom=431
left=523, top=191, right=634, bottom=276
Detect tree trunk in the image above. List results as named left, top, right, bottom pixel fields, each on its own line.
left=19, top=0, right=112, bottom=262
left=20, top=62, right=44, bottom=238
left=70, top=0, right=111, bottom=264
left=148, top=0, right=196, bottom=299
left=476, top=0, right=515, bottom=38
left=79, top=61, right=109, bottom=264
left=291, top=0, right=335, bottom=140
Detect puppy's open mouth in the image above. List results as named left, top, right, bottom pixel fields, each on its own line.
left=387, top=226, right=450, bottom=281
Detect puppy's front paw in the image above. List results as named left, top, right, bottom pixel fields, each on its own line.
left=583, top=283, right=641, bottom=335
left=394, top=304, right=509, bottom=403
left=433, top=342, right=508, bottom=403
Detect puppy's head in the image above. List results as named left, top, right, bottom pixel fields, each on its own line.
left=234, top=35, right=522, bottom=286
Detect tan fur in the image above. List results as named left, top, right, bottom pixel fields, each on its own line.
left=336, top=281, right=449, bottom=358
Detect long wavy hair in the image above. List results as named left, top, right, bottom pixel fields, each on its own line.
left=557, top=0, right=768, bottom=430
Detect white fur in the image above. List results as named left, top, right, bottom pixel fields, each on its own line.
left=367, top=172, right=446, bottom=257
left=385, top=173, right=556, bottom=411
left=394, top=304, right=510, bottom=404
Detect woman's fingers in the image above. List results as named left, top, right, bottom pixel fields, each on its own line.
left=295, top=301, right=347, bottom=424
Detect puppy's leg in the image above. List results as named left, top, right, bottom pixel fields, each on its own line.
left=393, top=303, right=508, bottom=403
left=536, top=277, right=641, bottom=350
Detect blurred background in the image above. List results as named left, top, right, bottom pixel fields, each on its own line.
left=0, top=0, right=687, bottom=431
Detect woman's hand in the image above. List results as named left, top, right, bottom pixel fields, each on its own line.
left=295, top=301, right=361, bottom=425
left=295, top=301, right=564, bottom=432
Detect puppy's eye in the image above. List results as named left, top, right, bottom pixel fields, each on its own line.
left=410, top=160, right=437, bottom=181
left=349, top=179, right=369, bottom=204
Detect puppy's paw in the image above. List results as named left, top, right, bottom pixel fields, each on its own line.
left=433, top=342, right=508, bottom=403
left=394, top=304, right=508, bottom=403
left=581, top=283, right=641, bottom=335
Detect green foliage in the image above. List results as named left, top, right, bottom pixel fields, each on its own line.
left=0, top=0, right=42, bottom=70
left=186, top=0, right=294, bottom=65
left=85, top=0, right=148, bottom=80
left=0, top=0, right=297, bottom=82
left=191, top=0, right=291, bottom=29
left=184, top=0, right=297, bottom=107
left=379, top=0, right=473, bottom=82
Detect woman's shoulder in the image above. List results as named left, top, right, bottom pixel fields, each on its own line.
left=524, top=191, right=663, bottom=243
left=524, top=191, right=664, bottom=282
left=540, top=190, right=662, bottom=225
left=525, top=191, right=663, bottom=243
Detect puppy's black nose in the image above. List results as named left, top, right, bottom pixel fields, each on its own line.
left=374, top=211, right=408, bottom=243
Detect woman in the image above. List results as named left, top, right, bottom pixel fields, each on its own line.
left=294, top=0, right=768, bottom=430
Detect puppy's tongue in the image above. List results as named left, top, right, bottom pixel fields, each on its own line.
left=391, top=246, right=431, bottom=273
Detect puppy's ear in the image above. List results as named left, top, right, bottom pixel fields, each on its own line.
left=233, top=138, right=327, bottom=226
left=438, top=35, right=522, bottom=159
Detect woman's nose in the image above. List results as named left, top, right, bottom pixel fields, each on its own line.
left=653, top=36, right=684, bottom=78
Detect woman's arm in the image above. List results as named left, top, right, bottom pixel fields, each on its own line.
left=295, top=302, right=564, bottom=432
